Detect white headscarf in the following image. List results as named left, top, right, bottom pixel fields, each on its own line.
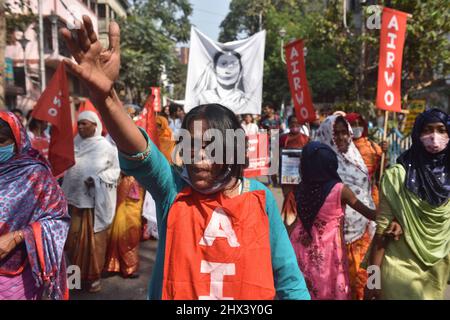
left=77, top=110, right=103, bottom=137
left=317, top=115, right=376, bottom=244
left=62, top=110, right=120, bottom=233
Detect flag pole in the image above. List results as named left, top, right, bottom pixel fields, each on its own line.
left=379, top=110, right=389, bottom=184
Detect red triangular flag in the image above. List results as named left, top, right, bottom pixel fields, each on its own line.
left=137, top=92, right=160, bottom=148
left=32, top=62, right=75, bottom=176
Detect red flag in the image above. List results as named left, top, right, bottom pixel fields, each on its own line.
left=284, top=39, right=315, bottom=124
left=136, top=92, right=160, bottom=148
left=32, top=62, right=75, bottom=176
left=151, top=87, right=161, bottom=112
left=376, top=7, right=409, bottom=112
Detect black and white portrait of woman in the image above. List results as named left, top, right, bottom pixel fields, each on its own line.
left=193, top=50, right=250, bottom=112
left=185, top=28, right=266, bottom=115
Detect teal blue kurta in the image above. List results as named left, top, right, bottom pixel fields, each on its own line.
left=119, top=129, right=310, bottom=300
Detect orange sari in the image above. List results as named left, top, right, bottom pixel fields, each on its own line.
left=156, top=116, right=175, bottom=162
left=353, top=137, right=383, bottom=206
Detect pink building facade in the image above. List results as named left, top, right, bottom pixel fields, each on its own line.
left=5, top=0, right=99, bottom=112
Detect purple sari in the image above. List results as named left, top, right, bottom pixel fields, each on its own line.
left=0, top=111, right=70, bottom=300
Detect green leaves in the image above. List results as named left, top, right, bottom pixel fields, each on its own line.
left=117, top=0, right=192, bottom=104
left=5, top=0, right=37, bottom=36
left=219, top=0, right=449, bottom=110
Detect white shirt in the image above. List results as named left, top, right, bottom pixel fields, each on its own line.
left=241, top=122, right=259, bottom=135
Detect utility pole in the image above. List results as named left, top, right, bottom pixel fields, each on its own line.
left=359, top=3, right=366, bottom=102
left=38, top=0, right=46, bottom=92
left=258, top=10, right=262, bottom=32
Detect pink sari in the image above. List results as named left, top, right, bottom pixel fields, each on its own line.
left=290, top=183, right=351, bottom=300
left=0, top=266, right=41, bottom=300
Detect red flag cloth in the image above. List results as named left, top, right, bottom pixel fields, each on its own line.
left=32, top=62, right=75, bottom=176
left=136, top=92, right=160, bottom=148
left=376, top=7, right=409, bottom=112
left=284, top=39, right=315, bottom=124
left=150, top=87, right=161, bottom=112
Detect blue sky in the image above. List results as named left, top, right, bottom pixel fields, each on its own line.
left=189, top=0, right=231, bottom=41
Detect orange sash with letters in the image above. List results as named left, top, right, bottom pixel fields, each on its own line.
left=162, top=187, right=275, bottom=300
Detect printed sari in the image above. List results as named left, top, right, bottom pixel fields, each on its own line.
left=0, top=111, right=70, bottom=300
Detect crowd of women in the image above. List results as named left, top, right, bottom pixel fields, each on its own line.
left=0, top=15, right=449, bottom=300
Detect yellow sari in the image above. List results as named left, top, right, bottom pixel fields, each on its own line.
left=105, top=175, right=144, bottom=277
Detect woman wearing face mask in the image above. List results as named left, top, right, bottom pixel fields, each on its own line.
left=0, top=111, right=70, bottom=300
left=60, top=16, right=310, bottom=300
left=62, top=111, right=121, bottom=293
left=279, top=115, right=309, bottom=228
left=366, top=108, right=450, bottom=300
left=346, top=113, right=388, bottom=206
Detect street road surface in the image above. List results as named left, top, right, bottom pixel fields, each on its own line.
left=70, top=184, right=450, bottom=300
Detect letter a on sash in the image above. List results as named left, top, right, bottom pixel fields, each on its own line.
left=199, top=208, right=240, bottom=247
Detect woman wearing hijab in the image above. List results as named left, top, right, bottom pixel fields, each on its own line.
left=346, top=113, right=388, bottom=205
left=366, top=108, right=450, bottom=300
left=316, top=115, right=376, bottom=299
left=62, top=111, right=120, bottom=293
left=0, top=111, right=70, bottom=300
left=290, top=142, right=377, bottom=300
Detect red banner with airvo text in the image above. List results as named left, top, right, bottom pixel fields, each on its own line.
left=376, top=7, right=409, bottom=112
left=284, top=39, right=315, bottom=124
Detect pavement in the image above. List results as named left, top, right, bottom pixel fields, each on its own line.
left=70, top=181, right=450, bottom=300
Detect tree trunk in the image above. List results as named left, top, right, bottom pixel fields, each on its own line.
left=0, top=0, right=6, bottom=110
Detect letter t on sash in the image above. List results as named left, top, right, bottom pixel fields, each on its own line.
left=199, top=261, right=235, bottom=300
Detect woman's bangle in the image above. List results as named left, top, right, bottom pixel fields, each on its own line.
left=120, top=142, right=151, bottom=161
left=13, top=230, right=24, bottom=246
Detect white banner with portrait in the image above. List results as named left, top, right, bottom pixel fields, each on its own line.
left=184, top=27, right=266, bottom=115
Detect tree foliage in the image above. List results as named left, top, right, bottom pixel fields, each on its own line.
left=117, top=0, right=192, bottom=104
left=219, top=0, right=450, bottom=116
left=4, top=0, right=37, bottom=40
